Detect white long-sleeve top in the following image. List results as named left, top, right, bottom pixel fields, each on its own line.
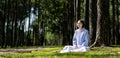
left=73, top=28, right=89, bottom=48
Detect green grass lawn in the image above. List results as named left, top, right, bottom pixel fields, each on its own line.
left=0, top=46, right=120, bottom=58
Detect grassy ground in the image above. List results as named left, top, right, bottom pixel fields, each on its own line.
left=0, top=46, right=120, bottom=58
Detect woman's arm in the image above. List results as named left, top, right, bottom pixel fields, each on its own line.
left=82, top=30, right=89, bottom=46
left=73, top=31, right=77, bottom=46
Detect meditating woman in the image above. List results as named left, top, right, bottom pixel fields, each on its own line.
left=60, top=20, right=90, bottom=53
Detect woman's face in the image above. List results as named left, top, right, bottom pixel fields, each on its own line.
left=76, top=20, right=83, bottom=28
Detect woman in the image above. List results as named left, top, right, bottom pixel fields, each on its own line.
left=60, top=20, right=90, bottom=53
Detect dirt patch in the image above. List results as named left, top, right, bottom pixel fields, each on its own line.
left=0, top=47, right=42, bottom=55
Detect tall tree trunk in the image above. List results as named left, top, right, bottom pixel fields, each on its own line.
left=67, top=0, right=74, bottom=45
left=62, top=0, right=69, bottom=45
left=1, top=0, right=7, bottom=48
left=1, top=18, right=5, bottom=48
left=75, top=0, right=78, bottom=21
left=27, top=0, right=31, bottom=46
left=5, top=0, right=10, bottom=48
left=84, top=0, right=89, bottom=30
left=21, top=21, right=25, bottom=46
left=65, top=0, right=71, bottom=45
left=69, top=0, right=74, bottom=45
left=19, top=19, right=23, bottom=46
left=39, top=0, right=45, bottom=46
left=118, top=0, right=120, bottom=45
left=14, top=0, right=18, bottom=47
left=89, top=0, right=97, bottom=45
left=74, top=0, right=76, bottom=30
left=90, top=0, right=110, bottom=47
left=111, top=0, right=116, bottom=45
left=37, top=0, right=40, bottom=46
left=115, top=0, right=119, bottom=45
left=62, top=0, right=74, bottom=45
left=73, top=0, right=81, bottom=30
left=11, top=0, right=15, bottom=48
left=77, top=0, right=81, bottom=19
left=74, top=0, right=81, bottom=20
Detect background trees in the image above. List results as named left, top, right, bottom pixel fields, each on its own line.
left=0, top=0, right=119, bottom=48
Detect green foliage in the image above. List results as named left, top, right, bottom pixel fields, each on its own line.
left=0, top=0, right=120, bottom=47
left=39, top=0, right=66, bottom=33
left=34, top=0, right=67, bottom=46
left=45, top=32, right=59, bottom=45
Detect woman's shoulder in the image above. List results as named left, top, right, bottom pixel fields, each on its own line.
left=74, top=28, right=88, bottom=33
left=75, top=29, right=79, bottom=31
left=83, top=28, right=88, bottom=32
left=75, top=29, right=80, bottom=32
left=83, top=28, right=88, bottom=34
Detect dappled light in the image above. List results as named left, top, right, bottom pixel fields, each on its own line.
left=0, top=0, right=120, bottom=58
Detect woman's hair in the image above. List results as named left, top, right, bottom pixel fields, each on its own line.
left=77, top=20, right=85, bottom=28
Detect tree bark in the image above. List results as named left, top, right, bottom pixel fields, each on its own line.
left=111, top=0, right=116, bottom=45
left=89, top=0, right=97, bottom=45
left=84, top=0, right=89, bottom=30
left=115, top=0, right=119, bottom=45
left=1, top=0, right=7, bottom=48
left=90, top=0, right=110, bottom=47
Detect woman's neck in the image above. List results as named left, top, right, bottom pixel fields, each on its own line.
left=79, top=27, right=83, bottom=30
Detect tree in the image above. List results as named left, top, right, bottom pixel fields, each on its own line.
left=84, top=0, right=89, bottom=30
left=62, top=0, right=74, bottom=45
left=115, top=0, right=119, bottom=45
left=111, top=0, right=116, bottom=45
left=89, top=0, right=97, bottom=45
left=90, top=0, right=110, bottom=47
